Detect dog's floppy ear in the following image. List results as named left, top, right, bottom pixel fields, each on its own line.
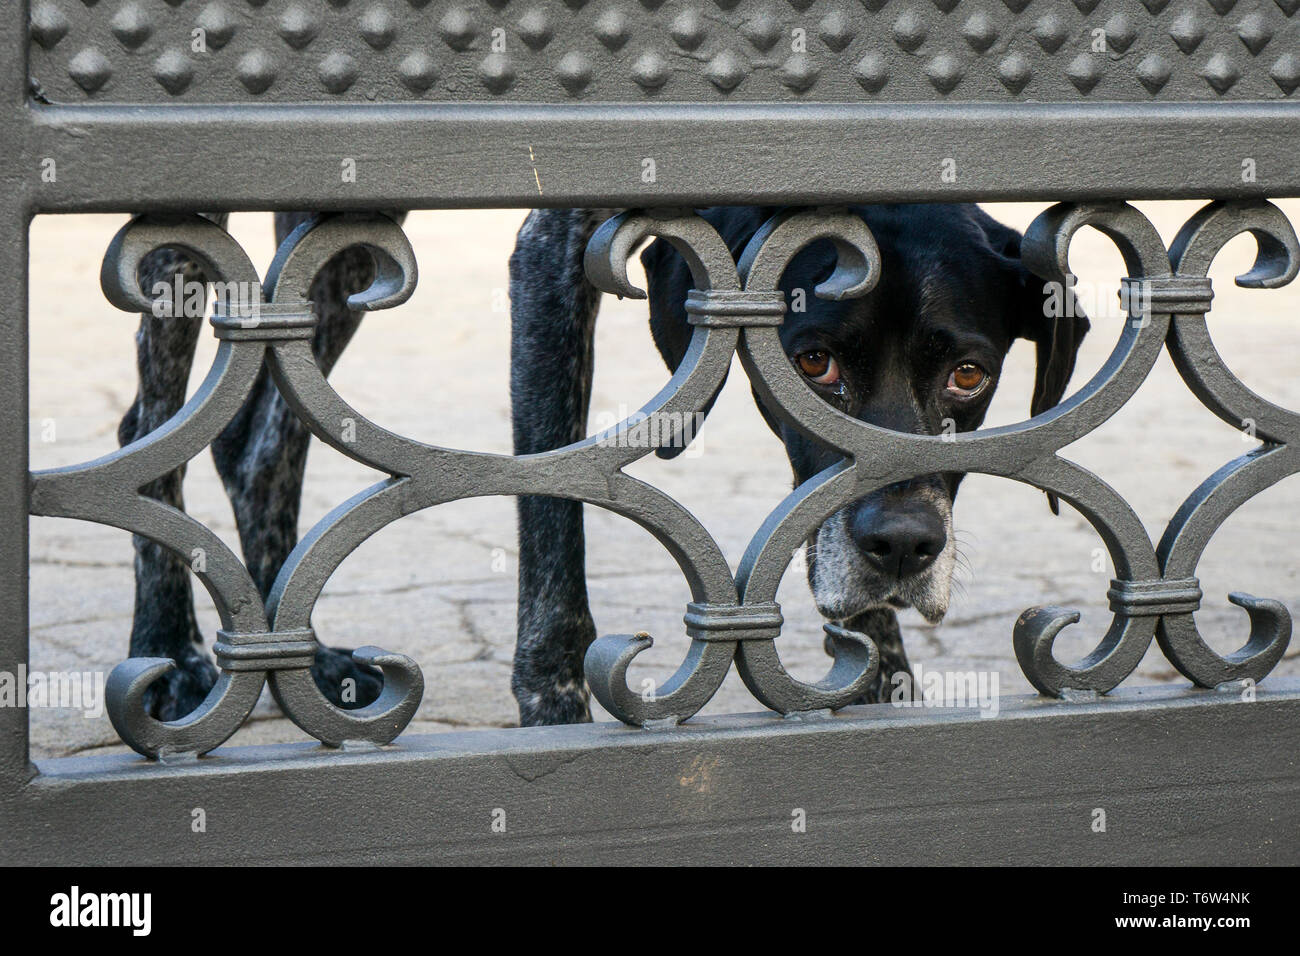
left=975, top=209, right=1090, bottom=513
left=640, top=207, right=771, bottom=459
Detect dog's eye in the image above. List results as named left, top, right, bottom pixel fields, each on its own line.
left=947, top=362, right=990, bottom=397
left=795, top=350, right=840, bottom=386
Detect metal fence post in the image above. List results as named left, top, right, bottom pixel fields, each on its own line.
left=0, top=0, right=34, bottom=790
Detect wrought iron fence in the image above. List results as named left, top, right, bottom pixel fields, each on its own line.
left=4, top=0, right=1300, bottom=863
left=23, top=198, right=1297, bottom=760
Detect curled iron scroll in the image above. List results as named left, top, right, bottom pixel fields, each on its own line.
left=1004, top=202, right=1177, bottom=696
left=579, top=210, right=749, bottom=725
left=255, top=212, right=427, bottom=747
left=730, top=208, right=885, bottom=712
left=1155, top=200, right=1300, bottom=687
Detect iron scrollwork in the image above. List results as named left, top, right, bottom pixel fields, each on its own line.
left=579, top=208, right=879, bottom=725
left=1155, top=201, right=1299, bottom=688
left=724, top=202, right=1176, bottom=702
left=32, top=213, right=427, bottom=758
left=586, top=199, right=1297, bottom=716
left=34, top=199, right=1298, bottom=757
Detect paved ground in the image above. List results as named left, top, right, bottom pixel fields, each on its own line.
left=26, top=200, right=1300, bottom=758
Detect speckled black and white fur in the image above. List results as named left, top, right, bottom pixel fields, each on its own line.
left=125, top=212, right=390, bottom=719
left=508, top=205, right=1088, bottom=724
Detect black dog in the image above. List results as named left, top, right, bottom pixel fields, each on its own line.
left=126, top=204, right=1085, bottom=727
left=509, top=205, right=1088, bottom=725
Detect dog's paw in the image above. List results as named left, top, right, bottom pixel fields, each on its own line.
left=311, top=645, right=384, bottom=708
left=515, top=682, right=592, bottom=727
left=142, top=649, right=219, bottom=721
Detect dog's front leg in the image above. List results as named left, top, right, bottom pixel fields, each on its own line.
left=210, top=212, right=405, bottom=709
left=509, top=209, right=608, bottom=726
left=120, top=220, right=229, bottom=719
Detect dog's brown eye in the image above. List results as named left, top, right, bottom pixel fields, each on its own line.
left=796, top=350, right=840, bottom=386
left=948, top=363, right=989, bottom=396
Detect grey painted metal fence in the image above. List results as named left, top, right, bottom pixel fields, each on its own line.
left=2, top=0, right=1299, bottom=864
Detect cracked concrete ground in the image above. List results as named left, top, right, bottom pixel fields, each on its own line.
left=26, top=201, right=1300, bottom=759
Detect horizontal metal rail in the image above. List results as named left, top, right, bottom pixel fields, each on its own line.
left=4, top=680, right=1298, bottom=865
left=10, top=102, right=1300, bottom=211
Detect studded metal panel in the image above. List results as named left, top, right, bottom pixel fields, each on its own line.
left=28, top=0, right=1300, bottom=104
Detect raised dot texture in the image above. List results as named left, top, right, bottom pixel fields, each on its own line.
left=398, top=50, right=438, bottom=91
left=153, top=50, right=194, bottom=94
left=670, top=8, right=706, bottom=51
left=593, top=8, right=629, bottom=50
left=630, top=50, right=669, bottom=89
left=1270, top=53, right=1300, bottom=92
left=68, top=47, right=112, bottom=93
left=196, top=4, right=238, bottom=49
left=556, top=50, right=592, bottom=93
left=278, top=5, right=319, bottom=49
left=1136, top=53, right=1172, bottom=92
left=925, top=52, right=963, bottom=93
left=854, top=52, right=889, bottom=92
left=519, top=8, right=554, bottom=49
left=438, top=7, right=476, bottom=51
left=779, top=53, right=819, bottom=91
left=704, top=49, right=747, bottom=91
left=1236, top=13, right=1272, bottom=54
left=31, top=3, right=70, bottom=50
left=1033, top=13, right=1069, bottom=53
left=1067, top=53, right=1102, bottom=94
left=359, top=6, right=397, bottom=49
left=997, top=52, right=1032, bottom=93
left=961, top=12, right=998, bottom=53
left=818, top=10, right=854, bottom=52
left=1104, top=13, right=1137, bottom=54
left=1169, top=11, right=1206, bottom=54
left=110, top=3, right=152, bottom=50
left=26, top=0, right=1298, bottom=104
left=236, top=48, right=276, bottom=93
left=479, top=53, right=515, bottom=92
left=318, top=51, right=360, bottom=92
left=1201, top=52, right=1240, bottom=93
left=892, top=11, right=927, bottom=52
left=742, top=8, right=782, bottom=51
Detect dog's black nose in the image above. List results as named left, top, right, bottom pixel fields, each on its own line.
left=850, top=504, right=946, bottom=579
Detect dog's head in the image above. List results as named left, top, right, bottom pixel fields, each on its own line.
left=641, top=204, right=1089, bottom=624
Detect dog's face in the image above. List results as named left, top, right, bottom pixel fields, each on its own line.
left=642, top=205, right=1088, bottom=625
